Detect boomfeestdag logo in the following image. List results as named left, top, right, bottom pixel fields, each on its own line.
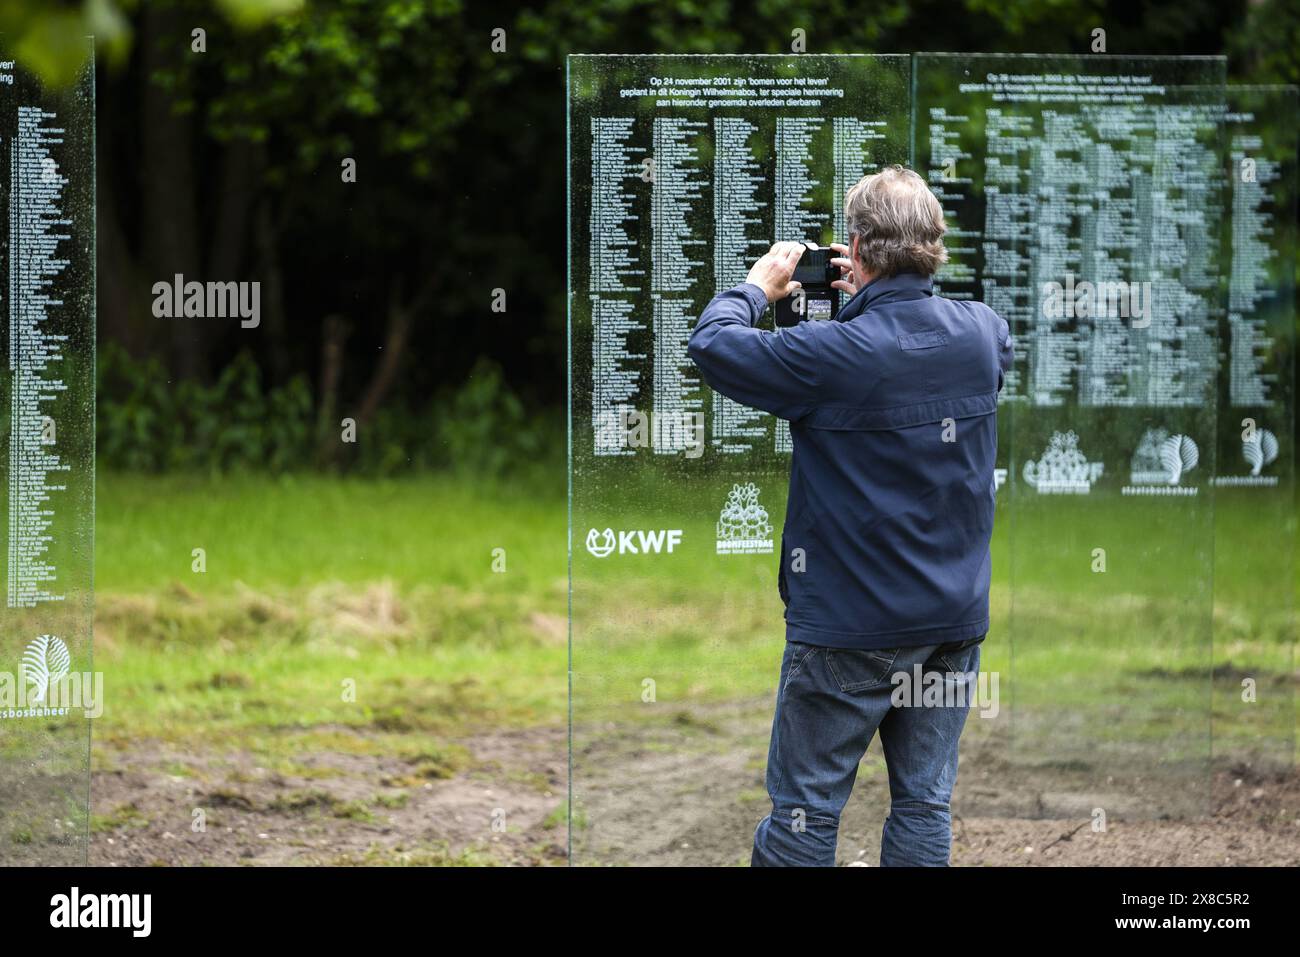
left=0, top=635, right=102, bottom=719
left=1124, top=428, right=1199, bottom=497
left=716, top=482, right=774, bottom=555
left=1022, top=431, right=1104, bottom=494
left=585, top=527, right=683, bottom=558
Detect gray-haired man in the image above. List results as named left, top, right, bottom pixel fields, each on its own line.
left=689, top=166, right=1013, bottom=866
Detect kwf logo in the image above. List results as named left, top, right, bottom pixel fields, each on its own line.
left=585, top=528, right=683, bottom=558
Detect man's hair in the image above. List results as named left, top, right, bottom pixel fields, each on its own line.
left=844, top=165, right=948, bottom=277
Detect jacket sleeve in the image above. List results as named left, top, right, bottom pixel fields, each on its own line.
left=687, top=283, right=822, bottom=421
left=994, top=311, right=1013, bottom=393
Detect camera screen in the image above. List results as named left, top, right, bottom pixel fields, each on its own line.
left=804, top=297, right=833, bottom=321
left=794, top=248, right=833, bottom=283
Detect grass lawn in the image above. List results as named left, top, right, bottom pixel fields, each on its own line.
left=69, top=469, right=1296, bottom=865
left=93, top=471, right=569, bottom=756
left=93, top=469, right=1295, bottom=766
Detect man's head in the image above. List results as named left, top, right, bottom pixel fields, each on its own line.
left=844, top=165, right=948, bottom=285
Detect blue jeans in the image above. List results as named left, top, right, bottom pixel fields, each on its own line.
left=751, top=636, right=984, bottom=867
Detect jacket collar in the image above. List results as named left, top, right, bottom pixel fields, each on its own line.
left=839, top=271, right=934, bottom=321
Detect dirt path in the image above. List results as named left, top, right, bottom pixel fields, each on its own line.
left=92, top=716, right=1300, bottom=866
left=573, top=698, right=1300, bottom=866
left=90, top=727, right=568, bottom=866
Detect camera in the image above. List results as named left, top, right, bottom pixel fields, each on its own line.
left=774, top=243, right=841, bottom=327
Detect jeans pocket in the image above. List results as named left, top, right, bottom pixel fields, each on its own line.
left=781, top=641, right=819, bottom=692
left=937, top=635, right=985, bottom=675
left=825, top=647, right=900, bottom=693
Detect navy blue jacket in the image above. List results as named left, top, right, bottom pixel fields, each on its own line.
left=688, top=272, right=1013, bottom=650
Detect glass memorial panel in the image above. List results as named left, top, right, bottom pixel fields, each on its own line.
left=0, top=41, right=96, bottom=865
left=569, top=53, right=1280, bottom=863
left=1211, top=86, right=1296, bottom=778
left=568, top=54, right=910, bottom=864
left=914, top=54, right=1227, bottom=819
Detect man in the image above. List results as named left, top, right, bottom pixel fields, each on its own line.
left=687, top=165, right=1013, bottom=867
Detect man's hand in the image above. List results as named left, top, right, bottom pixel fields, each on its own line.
left=829, top=242, right=858, bottom=296
left=745, top=241, right=804, bottom=303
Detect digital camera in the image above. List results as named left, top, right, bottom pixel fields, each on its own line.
left=774, top=243, right=841, bottom=327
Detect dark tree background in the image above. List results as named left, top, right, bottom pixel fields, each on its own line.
left=2, top=0, right=1295, bottom=471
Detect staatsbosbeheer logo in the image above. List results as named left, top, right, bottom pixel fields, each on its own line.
left=1243, top=428, right=1279, bottom=476
left=585, top=527, right=682, bottom=558
left=22, top=634, right=70, bottom=704
left=1214, top=426, right=1279, bottom=487
left=1124, top=428, right=1199, bottom=496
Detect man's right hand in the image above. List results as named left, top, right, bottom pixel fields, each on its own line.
left=745, top=241, right=804, bottom=303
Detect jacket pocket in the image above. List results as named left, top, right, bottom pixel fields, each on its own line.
left=825, top=647, right=900, bottom=693
left=778, top=492, right=817, bottom=610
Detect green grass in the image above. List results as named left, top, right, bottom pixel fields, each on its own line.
left=97, top=472, right=565, bottom=594
left=93, top=471, right=568, bottom=752
left=569, top=476, right=1297, bottom=768
left=91, top=470, right=1295, bottom=773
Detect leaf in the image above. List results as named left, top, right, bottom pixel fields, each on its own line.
left=1243, top=429, right=1280, bottom=476
left=1260, top=430, right=1279, bottom=467
left=1159, top=434, right=1198, bottom=484
left=21, top=635, right=71, bottom=705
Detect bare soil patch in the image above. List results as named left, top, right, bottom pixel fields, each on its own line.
left=90, top=727, right=567, bottom=866
left=91, top=709, right=1299, bottom=866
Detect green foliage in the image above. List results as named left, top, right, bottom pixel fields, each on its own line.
left=97, top=345, right=560, bottom=477
left=349, top=358, right=561, bottom=478
left=1231, top=0, right=1300, bottom=86
left=216, top=0, right=305, bottom=28
left=0, top=0, right=125, bottom=86
left=98, top=343, right=313, bottom=472
left=189, top=0, right=491, bottom=183
left=438, top=358, right=553, bottom=478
